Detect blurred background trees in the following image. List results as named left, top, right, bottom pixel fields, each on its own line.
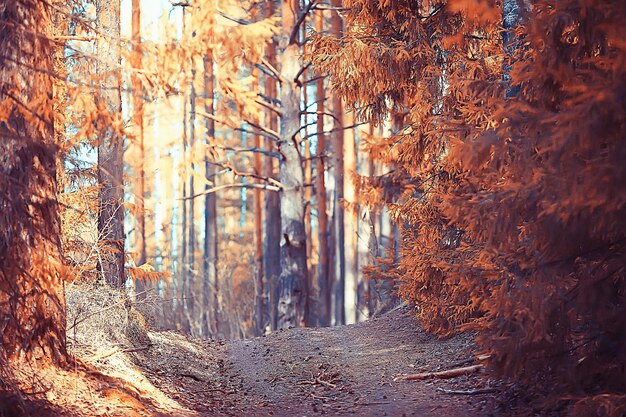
left=51, top=0, right=393, bottom=341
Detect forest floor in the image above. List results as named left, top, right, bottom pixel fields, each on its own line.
left=6, top=305, right=516, bottom=417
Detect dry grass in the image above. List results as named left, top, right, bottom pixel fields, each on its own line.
left=1, top=283, right=194, bottom=417
left=66, top=283, right=153, bottom=369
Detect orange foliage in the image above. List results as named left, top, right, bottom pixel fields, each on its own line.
left=311, top=0, right=626, bottom=412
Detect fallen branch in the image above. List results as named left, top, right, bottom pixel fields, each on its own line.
left=298, top=377, right=337, bottom=388
left=394, top=364, right=484, bottom=381
left=436, top=387, right=498, bottom=395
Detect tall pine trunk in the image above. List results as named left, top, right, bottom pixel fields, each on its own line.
left=202, top=54, right=219, bottom=337
left=264, top=1, right=282, bottom=331
left=0, top=0, right=67, bottom=364
left=178, top=6, right=191, bottom=334
left=96, top=0, right=125, bottom=288
left=186, top=56, right=197, bottom=333
left=131, top=0, right=147, bottom=299
left=330, top=1, right=345, bottom=325
left=253, top=68, right=265, bottom=336
left=277, top=0, right=309, bottom=329
left=343, top=111, right=358, bottom=323
left=315, top=11, right=331, bottom=327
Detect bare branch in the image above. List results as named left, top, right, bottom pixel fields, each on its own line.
left=303, top=96, right=327, bottom=110
left=312, top=4, right=351, bottom=12
left=301, top=122, right=367, bottom=141
left=215, top=10, right=252, bottom=25
left=294, top=62, right=313, bottom=84
left=300, top=110, right=341, bottom=124
left=184, top=183, right=281, bottom=200
left=52, top=35, right=96, bottom=41
left=254, top=62, right=280, bottom=82
left=299, top=74, right=326, bottom=86
left=255, top=97, right=283, bottom=117
left=260, top=58, right=283, bottom=84
left=289, top=1, right=318, bottom=45
left=244, top=117, right=280, bottom=141
left=213, top=144, right=280, bottom=159
left=196, top=110, right=280, bottom=141
left=203, top=160, right=283, bottom=189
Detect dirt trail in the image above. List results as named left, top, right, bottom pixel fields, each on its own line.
left=140, top=306, right=503, bottom=416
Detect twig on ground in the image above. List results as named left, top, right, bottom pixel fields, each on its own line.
left=83, top=347, right=120, bottom=362
left=394, top=364, right=484, bottom=381
left=310, top=393, right=333, bottom=401
left=298, top=371, right=342, bottom=388
left=436, top=387, right=498, bottom=395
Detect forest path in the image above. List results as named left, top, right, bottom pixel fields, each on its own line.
left=141, top=306, right=503, bottom=416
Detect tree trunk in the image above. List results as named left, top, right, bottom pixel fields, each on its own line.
left=253, top=68, right=265, bottom=336
left=303, top=76, right=314, bottom=326
left=503, top=0, right=522, bottom=97
left=178, top=7, right=191, bottom=334
left=202, top=53, right=219, bottom=338
left=186, top=55, right=197, bottom=333
left=0, top=0, right=67, bottom=364
left=343, top=110, right=358, bottom=324
left=277, top=0, right=309, bottom=329
left=315, top=11, right=331, bottom=327
left=131, top=0, right=147, bottom=299
left=264, top=0, right=282, bottom=331
left=330, top=1, right=345, bottom=325
left=96, top=0, right=125, bottom=288
left=358, top=124, right=376, bottom=320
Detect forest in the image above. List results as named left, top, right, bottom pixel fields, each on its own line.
left=0, top=0, right=624, bottom=416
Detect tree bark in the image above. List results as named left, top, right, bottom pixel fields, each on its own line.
left=253, top=67, right=265, bottom=336
left=202, top=53, right=219, bottom=338
left=330, top=2, right=345, bottom=325
left=343, top=110, right=358, bottom=324
left=131, top=0, right=147, bottom=300
left=315, top=11, right=331, bottom=327
left=0, top=0, right=67, bottom=364
left=96, top=0, right=125, bottom=288
left=264, top=0, right=282, bottom=331
left=277, top=0, right=309, bottom=329
left=186, top=54, right=197, bottom=333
